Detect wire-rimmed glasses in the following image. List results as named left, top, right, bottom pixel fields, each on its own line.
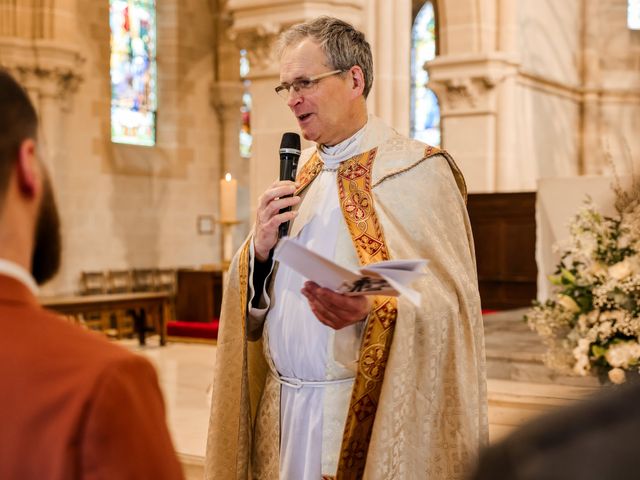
left=275, top=69, right=344, bottom=100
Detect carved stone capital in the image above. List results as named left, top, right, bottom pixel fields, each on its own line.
left=229, top=26, right=281, bottom=75
left=224, top=0, right=365, bottom=77
left=0, top=39, right=84, bottom=109
left=427, top=53, right=519, bottom=114
left=429, top=75, right=499, bottom=110
left=210, top=81, right=246, bottom=120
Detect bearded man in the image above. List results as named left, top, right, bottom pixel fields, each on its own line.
left=0, top=69, right=184, bottom=479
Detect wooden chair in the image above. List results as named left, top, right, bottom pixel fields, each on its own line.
left=80, top=271, right=107, bottom=295
left=148, top=269, right=177, bottom=333
left=106, top=270, right=134, bottom=338
left=79, top=271, right=111, bottom=333
left=132, top=268, right=156, bottom=292
left=154, top=268, right=177, bottom=294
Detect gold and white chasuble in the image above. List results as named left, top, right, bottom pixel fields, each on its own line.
left=205, top=116, right=488, bottom=480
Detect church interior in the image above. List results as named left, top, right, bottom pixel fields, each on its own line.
left=1, top=0, right=639, bottom=477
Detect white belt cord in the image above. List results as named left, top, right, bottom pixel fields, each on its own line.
left=271, top=371, right=354, bottom=390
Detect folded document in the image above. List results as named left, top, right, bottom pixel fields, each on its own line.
left=273, top=237, right=428, bottom=307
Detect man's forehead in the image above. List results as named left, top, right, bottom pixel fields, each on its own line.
left=279, top=39, right=327, bottom=81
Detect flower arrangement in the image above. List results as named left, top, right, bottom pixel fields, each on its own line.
left=526, top=172, right=640, bottom=384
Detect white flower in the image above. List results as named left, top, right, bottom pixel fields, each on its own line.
left=573, top=352, right=591, bottom=376
left=608, top=367, right=626, bottom=384
left=588, top=262, right=607, bottom=277
left=604, top=341, right=640, bottom=368
left=557, top=294, right=580, bottom=313
left=609, top=260, right=632, bottom=280
left=572, top=338, right=592, bottom=376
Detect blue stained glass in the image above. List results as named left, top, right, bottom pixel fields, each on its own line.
left=110, top=0, right=157, bottom=146
left=630, top=0, right=640, bottom=29
left=239, top=50, right=252, bottom=158
left=411, top=1, right=440, bottom=147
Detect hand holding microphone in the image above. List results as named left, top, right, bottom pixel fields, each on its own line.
left=253, top=133, right=302, bottom=262
left=277, top=133, right=301, bottom=238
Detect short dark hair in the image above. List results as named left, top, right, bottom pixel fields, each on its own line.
left=277, top=16, right=374, bottom=98
left=0, top=69, right=38, bottom=205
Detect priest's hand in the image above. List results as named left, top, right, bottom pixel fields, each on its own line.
left=254, top=180, right=300, bottom=262
left=302, top=281, right=371, bottom=330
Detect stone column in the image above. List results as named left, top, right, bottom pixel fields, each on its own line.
left=428, top=54, right=519, bottom=192
left=364, top=0, right=412, bottom=135
left=211, top=80, right=246, bottom=258
left=0, top=0, right=84, bottom=295
left=580, top=0, right=604, bottom=175
left=0, top=41, right=84, bottom=178
left=426, top=0, right=528, bottom=192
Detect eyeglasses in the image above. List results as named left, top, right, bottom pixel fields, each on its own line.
left=275, top=69, right=344, bottom=99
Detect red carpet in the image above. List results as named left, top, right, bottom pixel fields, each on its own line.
left=167, top=319, right=219, bottom=340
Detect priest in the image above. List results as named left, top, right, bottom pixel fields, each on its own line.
left=205, top=16, right=487, bottom=480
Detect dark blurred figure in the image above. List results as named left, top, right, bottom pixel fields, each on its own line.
left=470, top=382, right=640, bottom=480
left=0, top=69, right=184, bottom=479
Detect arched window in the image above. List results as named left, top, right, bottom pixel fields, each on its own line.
left=239, top=49, right=252, bottom=159
left=110, top=0, right=157, bottom=146
left=630, top=0, right=640, bottom=29
left=410, top=1, right=440, bottom=146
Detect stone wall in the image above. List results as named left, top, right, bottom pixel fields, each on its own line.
left=2, top=0, right=638, bottom=294
left=1, top=0, right=223, bottom=294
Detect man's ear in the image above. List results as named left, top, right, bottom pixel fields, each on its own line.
left=349, top=66, right=366, bottom=98
left=16, top=139, right=40, bottom=198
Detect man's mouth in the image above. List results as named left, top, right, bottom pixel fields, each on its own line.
left=298, top=113, right=312, bottom=122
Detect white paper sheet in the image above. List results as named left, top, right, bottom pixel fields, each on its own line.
left=273, top=237, right=428, bottom=307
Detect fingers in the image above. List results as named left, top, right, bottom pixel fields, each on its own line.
left=257, top=181, right=297, bottom=210
left=254, top=180, right=301, bottom=261
left=302, top=282, right=371, bottom=330
left=257, top=195, right=301, bottom=224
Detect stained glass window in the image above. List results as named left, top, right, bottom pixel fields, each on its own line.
left=110, top=0, right=157, bottom=146
left=410, top=1, right=440, bottom=147
left=630, top=0, right=640, bottom=29
left=239, top=49, right=252, bottom=158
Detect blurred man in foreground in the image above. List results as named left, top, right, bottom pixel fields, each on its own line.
left=0, top=68, right=184, bottom=479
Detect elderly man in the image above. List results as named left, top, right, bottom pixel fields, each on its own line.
left=0, top=69, right=183, bottom=479
left=206, top=16, right=487, bottom=480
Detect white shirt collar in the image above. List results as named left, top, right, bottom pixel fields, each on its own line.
left=318, top=121, right=368, bottom=167
left=0, top=258, right=39, bottom=296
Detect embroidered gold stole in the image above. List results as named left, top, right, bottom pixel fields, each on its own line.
left=295, top=148, right=407, bottom=479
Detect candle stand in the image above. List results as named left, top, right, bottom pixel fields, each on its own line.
left=219, top=219, right=242, bottom=270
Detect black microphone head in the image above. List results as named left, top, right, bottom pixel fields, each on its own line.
left=280, top=132, right=301, bottom=155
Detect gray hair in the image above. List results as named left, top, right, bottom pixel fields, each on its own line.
left=276, top=16, right=374, bottom=99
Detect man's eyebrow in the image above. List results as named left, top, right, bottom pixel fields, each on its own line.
left=280, top=74, right=310, bottom=84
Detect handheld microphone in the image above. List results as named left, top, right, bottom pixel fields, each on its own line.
left=278, top=132, right=301, bottom=238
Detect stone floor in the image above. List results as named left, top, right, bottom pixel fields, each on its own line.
left=119, top=309, right=605, bottom=476
left=483, top=309, right=599, bottom=442
left=118, top=338, right=215, bottom=479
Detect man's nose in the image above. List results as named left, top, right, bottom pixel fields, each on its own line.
left=287, top=89, right=303, bottom=108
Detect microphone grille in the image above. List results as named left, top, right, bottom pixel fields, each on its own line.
left=280, top=132, right=301, bottom=152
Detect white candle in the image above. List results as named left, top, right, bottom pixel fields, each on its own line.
left=220, top=173, right=237, bottom=223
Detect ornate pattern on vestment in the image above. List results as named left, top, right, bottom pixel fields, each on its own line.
left=295, top=152, right=323, bottom=194
left=335, top=148, right=399, bottom=480
left=239, top=243, right=249, bottom=336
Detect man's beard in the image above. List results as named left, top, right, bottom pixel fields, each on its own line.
left=31, top=175, right=62, bottom=285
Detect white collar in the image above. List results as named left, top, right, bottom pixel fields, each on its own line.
left=0, top=258, right=39, bottom=296
left=318, top=121, right=368, bottom=167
